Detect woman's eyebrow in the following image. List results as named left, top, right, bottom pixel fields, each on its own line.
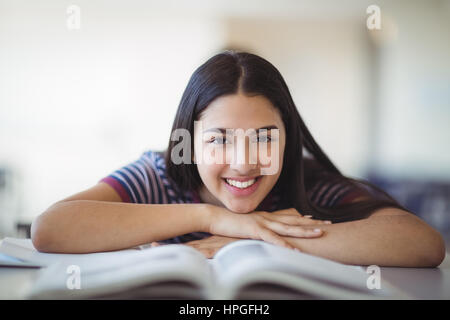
left=203, top=125, right=279, bottom=134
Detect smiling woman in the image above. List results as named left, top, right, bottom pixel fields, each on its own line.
left=164, top=51, right=408, bottom=223
left=191, top=93, right=286, bottom=214
left=30, top=51, right=445, bottom=267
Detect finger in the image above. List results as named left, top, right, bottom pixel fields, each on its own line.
left=260, top=209, right=332, bottom=225
left=256, top=228, right=295, bottom=249
left=150, top=242, right=161, bottom=247
left=301, top=216, right=333, bottom=225
left=272, top=208, right=302, bottom=217
left=267, top=215, right=331, bottom=226
left=196, top=248, right=215, bottom=259
left=263, top=220, right=324, bottom=238
left=184, top=242, right=199, bottom=250
left=278, top=209, right=332, bottom=225
left=302, top=217, right=332, bottom=225
left=262, top=214, right=331, bottom=226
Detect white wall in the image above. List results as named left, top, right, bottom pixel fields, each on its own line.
left=372, top=0, right=450, bottom=180
left=0, top=1, right=226, bottom=224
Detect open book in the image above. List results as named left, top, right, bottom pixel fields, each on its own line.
left=0, top=238, right=409, bottom=299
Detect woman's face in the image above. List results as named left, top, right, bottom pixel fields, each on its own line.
left=194, top=93, right=286, bottom=213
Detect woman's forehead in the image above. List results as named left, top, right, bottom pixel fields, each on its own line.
left=198, top=94, right=284, bottom=130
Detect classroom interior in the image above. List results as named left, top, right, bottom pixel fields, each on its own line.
left=0, top=0, right=449, bottom=247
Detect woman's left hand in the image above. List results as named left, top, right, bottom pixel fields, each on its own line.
left=150, top=235, right=239, bottom=258
left=184, top=235, right=241, bottom=258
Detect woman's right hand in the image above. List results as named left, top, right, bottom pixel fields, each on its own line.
left=207, top=206, right=331, bottom=249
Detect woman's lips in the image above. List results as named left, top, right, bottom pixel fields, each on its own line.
left=223, top=176, right=262, bottom=197
left=223, top=176, right=259, bottom=182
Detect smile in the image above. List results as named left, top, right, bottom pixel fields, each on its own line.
left=222, top=176, right=262, bottom=196
left=225, top=178, right=256, bottom=189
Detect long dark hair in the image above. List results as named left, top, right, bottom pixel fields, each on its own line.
left=165, top=50, right=409, bottom=223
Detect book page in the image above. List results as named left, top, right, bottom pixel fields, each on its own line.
left=25, top=243, right=212, bottom=299
left=211, top=240, right=404, bottom=299
left=0, top=237, right=140, bottom=267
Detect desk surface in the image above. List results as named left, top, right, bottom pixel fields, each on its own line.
left=1, top=247, right=450, bottom=300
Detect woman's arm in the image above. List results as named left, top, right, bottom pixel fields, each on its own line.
left=31, top=183, right=327, bottom=253
left=31, top=200, right=215, bottom=253
left=284, top=208, right=446, bottom=267
left=31, top=182, right=217, bottom=253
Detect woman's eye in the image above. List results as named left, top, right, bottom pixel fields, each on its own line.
left=209, top=136, right=230, bottom=144
left=208, top=135, right=273, bottom=144
left=257, top=135, right=271, bottom=143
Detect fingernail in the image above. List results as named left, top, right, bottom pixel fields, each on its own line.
left=313, top=228, right=322, bottom=233
left=304, top=215, right=313, bottom=218
left=324, top=221, right=332, bottom=224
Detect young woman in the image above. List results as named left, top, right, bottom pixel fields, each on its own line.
left=31, top=51, right=446, bottom=267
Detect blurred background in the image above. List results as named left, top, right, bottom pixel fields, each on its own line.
left=0, top=0, right=449, bottom=241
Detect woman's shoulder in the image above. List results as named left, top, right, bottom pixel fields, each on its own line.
left=304, top=159, right=386, bottom=208
left=139, top=149, right=166, bottom=167
left=140, top=149, right=195, bottom=198
left=101, top=149, right=195, bottom=204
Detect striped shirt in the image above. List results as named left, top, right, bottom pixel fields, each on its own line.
left=100, top=150, right=374, bottom=243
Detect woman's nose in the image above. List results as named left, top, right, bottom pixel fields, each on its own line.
left=228, top=138, right=258, bottom=173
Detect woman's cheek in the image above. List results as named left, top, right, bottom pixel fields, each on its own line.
left=259, top=143, right=284, bottom=177
left=199, top=163, right=223, bottom=189
left=201, top=143, right=228, bottom=166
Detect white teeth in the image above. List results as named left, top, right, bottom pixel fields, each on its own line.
left=225, top=178, right=256, bottom=189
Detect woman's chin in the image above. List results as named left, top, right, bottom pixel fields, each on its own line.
left=225, top=201, right=258, bottom=214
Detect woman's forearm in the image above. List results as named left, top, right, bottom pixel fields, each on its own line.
left=31, top=201, right=212, bottom=253
left=284, top=211, right=446, bottom=267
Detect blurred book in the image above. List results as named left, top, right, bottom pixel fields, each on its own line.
left=0, top=237, right=410, bottom=299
